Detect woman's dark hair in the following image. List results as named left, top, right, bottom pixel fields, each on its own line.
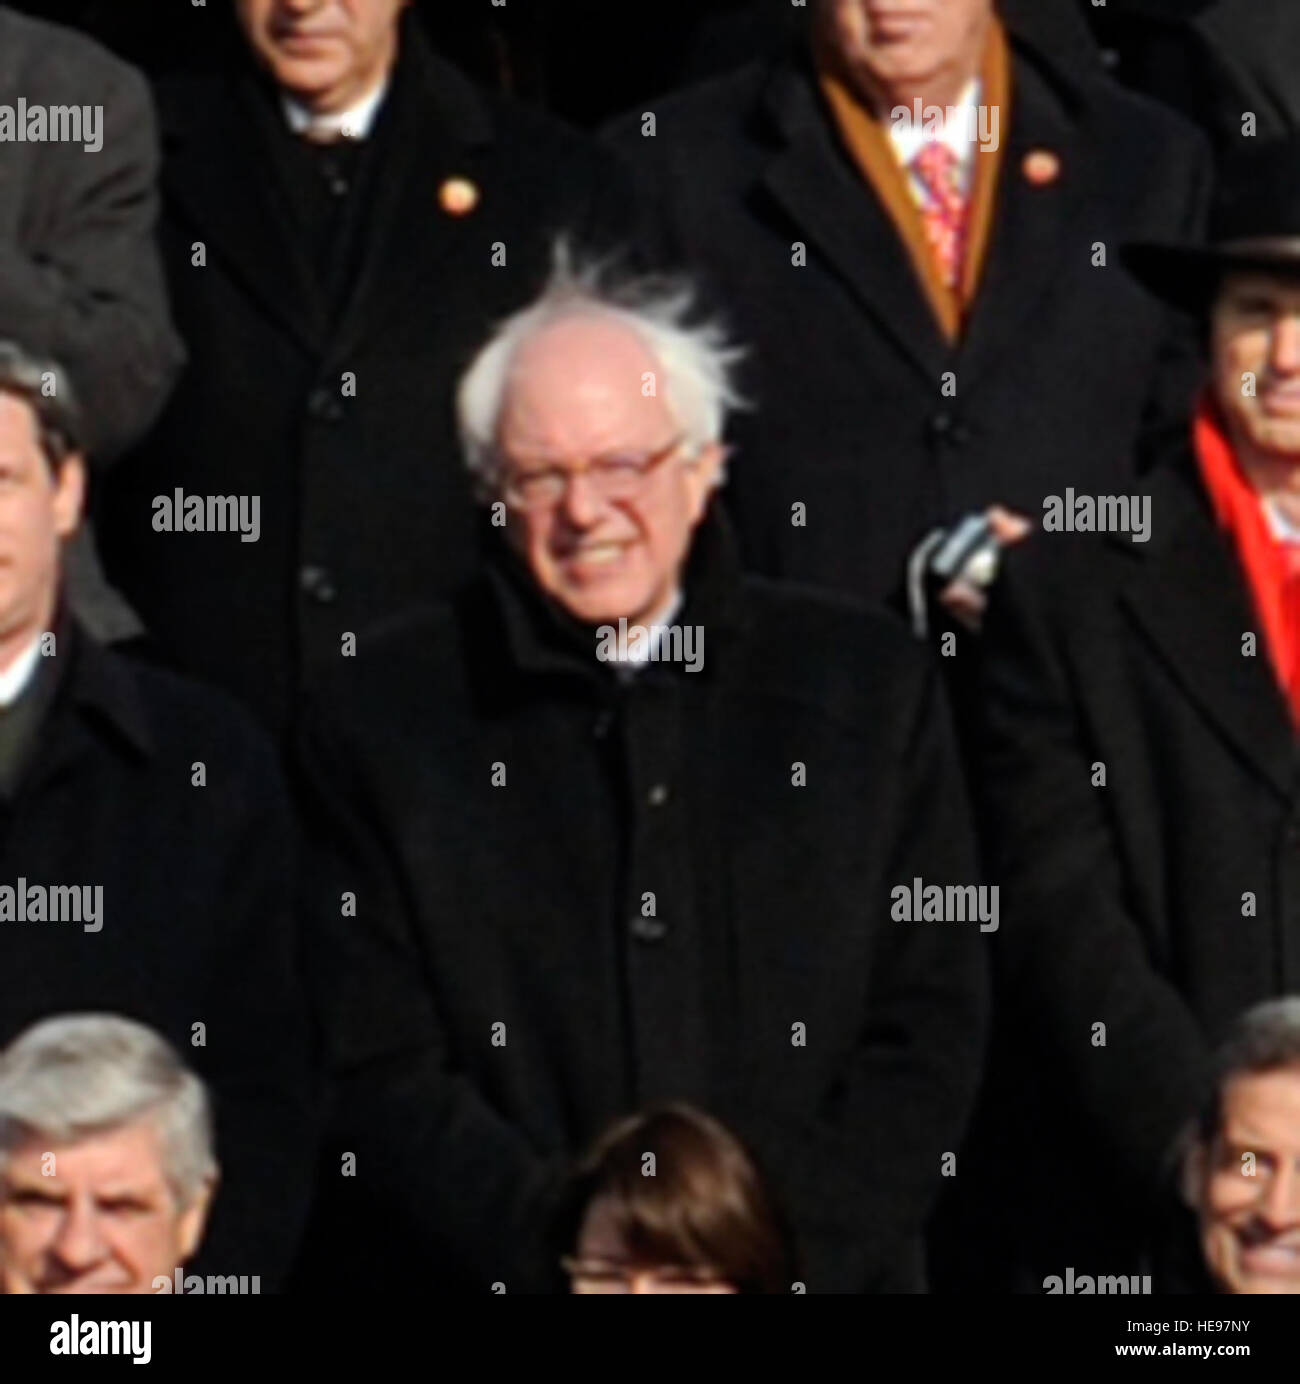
left=553, top=1103, right=798, bottom=1294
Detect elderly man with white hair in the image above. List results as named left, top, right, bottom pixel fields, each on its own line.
left=298, top=254, right=987, bottom=1293
left=0, top=1014, right=216, bottom=1294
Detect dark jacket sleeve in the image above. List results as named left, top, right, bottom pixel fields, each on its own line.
left=295, top=702, right=565, bottom=1292
left=732, top=658, right=989, bottom=1292
left=190, top=723, right=317, bottom=1290
left=976, top=556, right=1209, bottom=1190
left=0, top=34, right=183, bottom=462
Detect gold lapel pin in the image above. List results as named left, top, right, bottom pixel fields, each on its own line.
left=439, top=177, right=480, bottom=216
left=1022, top=149, right=1061, bottom=187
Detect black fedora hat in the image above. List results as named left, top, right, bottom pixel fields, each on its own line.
left=1122, top=137, right=1300, bottom=313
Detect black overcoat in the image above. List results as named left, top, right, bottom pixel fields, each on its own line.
left=606, top=23, right=1211, bottom=611
left=99, top=17, right=635, bottom=733
left=964, top=455, right=1300, bottom=1280
left=0, top=621, right=314, bottom=1286
left=298, top=514, right=988, bottom=1292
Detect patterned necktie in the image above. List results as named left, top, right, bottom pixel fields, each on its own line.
left=912, top=141, right=968, bottom=289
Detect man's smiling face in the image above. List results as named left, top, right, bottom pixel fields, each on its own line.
left=1196, top=1066, right=1300, bottom=1293
left=496, top=314, right=723, bottom=628
left=1213, top=272, right=1300, bottom=462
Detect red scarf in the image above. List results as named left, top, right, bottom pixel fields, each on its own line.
left=1195, top=393, right=1300, bottom=724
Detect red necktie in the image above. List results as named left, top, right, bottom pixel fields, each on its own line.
left=912, top=141, right=968, bottom=289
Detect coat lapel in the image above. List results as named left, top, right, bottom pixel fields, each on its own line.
left=159, top=72, right=327, bottom=354
left=757, top=61, right=950, bottom=383
left=957, top=44, right=1084, bottom=388
left=1120, top=463, right=1296, bottom=800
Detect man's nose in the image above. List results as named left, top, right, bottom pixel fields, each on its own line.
left=49, top=1200, right=109, bottom=1271
left=558, top=469, right=606, bottom=529
left=1257, top=1159, right=1300, bottom=1231
left=1270, top=314, right=1300, bottom=374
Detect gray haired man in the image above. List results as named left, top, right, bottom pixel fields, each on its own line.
left=0, top=1014, right=216, bottom=1294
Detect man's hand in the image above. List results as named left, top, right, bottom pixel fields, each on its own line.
left=938, top=505, right=1033, bottom=632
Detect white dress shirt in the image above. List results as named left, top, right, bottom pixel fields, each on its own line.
left=612, top=592, right=683, bottom=671
left=0, top=633, right=44, bottom=708
left=887, top=77, right=981, bottom=207
left=1264, top=496, right=1300, bottom=546
left=281, top=79, right=389, bottom=143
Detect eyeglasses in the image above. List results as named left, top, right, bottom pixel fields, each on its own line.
left=561, top=1256, right=732, bottom=1294
left=498, top=437, right=687, bottom=512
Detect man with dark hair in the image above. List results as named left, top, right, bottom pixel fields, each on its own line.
left=1182, top=998, right=1300, bottom=1295
left=971, top=136, right=1300, bottom=1285
left=98, top=0, right=635, bottom=734
left=0, top=343, right=313, bottom=1286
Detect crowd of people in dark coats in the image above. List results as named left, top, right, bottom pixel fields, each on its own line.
left=3, top=0, right=1300, bottom=1303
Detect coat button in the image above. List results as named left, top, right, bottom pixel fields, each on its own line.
left=307, top=387, right=344, bottom=423
left=629, top=914, right=667, bottom=943
left=299, top=564, right=338, bottom=604
left=927, top=411, right=954, bottom=442
left=647, top=783, right=669, bottom=807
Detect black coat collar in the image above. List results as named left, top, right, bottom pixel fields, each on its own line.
left=55, top=618, right=156, bottom=764
left=1115, top=453, right=1298, bottom=798
left=5, top=611, right=156, bottom=803
left=484, top=504, right=748, bottom=692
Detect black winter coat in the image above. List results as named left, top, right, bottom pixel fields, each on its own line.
left=298, top=514, right=988, bottom=1292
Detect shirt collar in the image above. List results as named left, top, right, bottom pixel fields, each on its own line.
left=611, top=591, right=684, bottom=669
left=487, top=504, right=746, bottom=686
left=281, top=78, right=389, bottom=142
left=887, top=75, right=982, bottom=171
left=0, top=633, right=44, bottom=709
left=1263, top=496, right=1300, bottom=545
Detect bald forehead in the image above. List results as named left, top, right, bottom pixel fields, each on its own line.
left=498, top=313, right=674, bottom=458
left=507, top=314, right=660, bottom=402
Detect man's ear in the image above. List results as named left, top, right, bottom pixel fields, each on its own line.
left=177, top=1175, right=218, bottom=1263
left=1180, top=1136, right=1207, bottom=1210
left=51, top=452, right=86, bottom=539
left=684, top=442, right=727, bottom=523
